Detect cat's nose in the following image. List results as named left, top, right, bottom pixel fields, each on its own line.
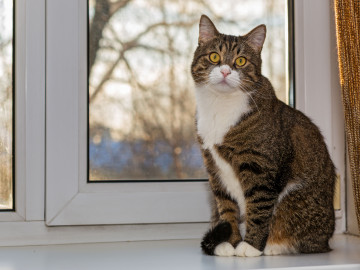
left=220, top=67, right=231, bottom=78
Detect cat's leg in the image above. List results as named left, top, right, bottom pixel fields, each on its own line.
left=200, top=150, right=242, bottom=256
left=234, top=197, right=277, bottom=257
left=201, top=192, right=234, bottom=256
left=263, top=183, right=300, bottom=256
left=234, top=176, right=278, bottom=257
left=264, top=185, right=334, bottom=255
left=201, top=187, right=242, bottom=256
left=213, top=192, right=242, bottom=247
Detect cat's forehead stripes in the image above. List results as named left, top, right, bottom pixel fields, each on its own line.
left=217, top=34, right=241, bottom=53
left=210, top=35, right=251, bottom=62
left=230, top=40, right=238, bottom=52
left=219, top=43, right=223, bottom=52
left=237, top=47, right=241, bottom=55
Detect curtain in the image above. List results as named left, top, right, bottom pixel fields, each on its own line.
left=334, top=0, right=360, bottom=232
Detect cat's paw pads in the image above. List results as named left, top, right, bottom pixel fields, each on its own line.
left=214, top=242, right=235, bottom=257
left=235, top=242, right=263, bottom=257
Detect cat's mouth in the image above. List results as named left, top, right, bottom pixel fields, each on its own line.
left=217, top=78, right=238, bottom=89
left=209, top=79, right=239, bottom=94
left=216, top=78, right=233, bottom=87
left=219, top=79, right=229, bottom=85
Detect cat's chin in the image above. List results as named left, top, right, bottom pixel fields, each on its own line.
left=208, top=84, right=239, bottom=94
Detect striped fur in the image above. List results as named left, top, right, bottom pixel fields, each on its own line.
left=192, top=15, right=335, bottom=256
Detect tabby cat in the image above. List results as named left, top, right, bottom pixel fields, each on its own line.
left=191, top=15, right=335, bottom=257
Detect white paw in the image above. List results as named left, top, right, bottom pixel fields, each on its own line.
left=263, top=243, right=297, bottom=256
left=263, top=244, right=281, bottom=256
left=235, top=242, right=263, bottom=257
left=214, top=242, right=235, bottom=257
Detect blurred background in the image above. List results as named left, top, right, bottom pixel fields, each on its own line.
left=0, top=0, right=13, bottom=209
left=88, top=0, right=287, bottom=181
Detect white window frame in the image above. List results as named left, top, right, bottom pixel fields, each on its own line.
left=0, top=0, right=45, bottom=222
left=294, top=0, right=346, bottom=233
left=0, top=0, right=346, bottom=244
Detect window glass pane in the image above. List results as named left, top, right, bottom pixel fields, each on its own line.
left=0, top=0, right=13, bottom=208
left=88, top=0, right=288, bottom=181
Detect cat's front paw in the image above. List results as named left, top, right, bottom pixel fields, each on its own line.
left=235, top=242, right=263, bottom=257
left=214, top=242, right=235, bottom=257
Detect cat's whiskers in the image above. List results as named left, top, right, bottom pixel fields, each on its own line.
left=239, top=84, right=261, bottom=113
left=225, top=76, right=241, bottom=88
left=243, top=86, right=272, bottom=100
left=241, top=79, right=264, bottom=90
left=241, top=79, right=273, bottom=100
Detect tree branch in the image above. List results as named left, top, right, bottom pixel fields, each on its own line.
left=90, top=51, right=124, bottom=102
left=109, top=0, right=131, bottom=16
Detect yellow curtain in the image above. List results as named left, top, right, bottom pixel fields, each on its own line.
left=334, top=0, right=360, bottom=232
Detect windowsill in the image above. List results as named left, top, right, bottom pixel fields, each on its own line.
left=0, top=234, right=359, bottom=269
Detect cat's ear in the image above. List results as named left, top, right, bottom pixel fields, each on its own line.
left=199, top=15, right=219, bottom=44
left=244, top=24, right=266, bottom=53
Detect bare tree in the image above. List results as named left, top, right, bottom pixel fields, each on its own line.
left=89, top=0, right=206, bottom=180
left=88, top=0, right=286, bottom=180
left=89, top=0, right=131, bottom=73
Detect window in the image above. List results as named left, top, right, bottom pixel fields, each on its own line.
left=0, top=0, right=14, bottom=210
left=46, top=0, right=347, bottom=229
left=88, top=0, right=289, bottom=182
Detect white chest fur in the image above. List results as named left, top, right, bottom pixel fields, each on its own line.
left=195, top=86, right=251, bottom=228
left=195, top=87, right=250, bottom=149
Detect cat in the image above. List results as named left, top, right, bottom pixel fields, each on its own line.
left=191, top=15, right=335, bottom=257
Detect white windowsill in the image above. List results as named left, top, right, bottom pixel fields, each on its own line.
left=0, top=234, right=359, bottom=270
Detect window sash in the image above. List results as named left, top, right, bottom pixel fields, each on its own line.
left=46, top=0, right=212, bottom=226
left=0, top=0, right=45, bottom=222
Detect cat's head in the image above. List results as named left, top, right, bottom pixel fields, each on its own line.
left=191, top=15, right=266, bottom=94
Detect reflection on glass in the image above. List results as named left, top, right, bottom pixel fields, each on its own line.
left=0, top=0, right=13, bottom=208
left=88, top=0, right=287, bottom=181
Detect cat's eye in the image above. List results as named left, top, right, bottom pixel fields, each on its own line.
left=209, top=52, right=220, bottom=63
left=235, top=57, right=247, bottom=67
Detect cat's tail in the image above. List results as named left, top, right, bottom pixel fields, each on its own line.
left=201, top=221, right=232, bottom=255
